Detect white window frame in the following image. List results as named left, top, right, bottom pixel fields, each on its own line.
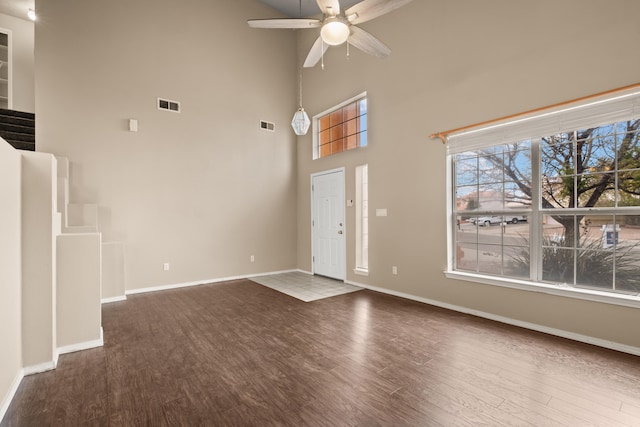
left=446, top=88, right=640, bottom=309
left=354, top=164, right=369, bottom=276
left=312, top=92, right=367, bottom=160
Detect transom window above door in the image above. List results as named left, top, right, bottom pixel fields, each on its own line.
left=313, top=93, right=367, bottom=159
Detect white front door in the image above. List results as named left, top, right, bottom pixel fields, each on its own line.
left=312, top=169, right=345, bottom=280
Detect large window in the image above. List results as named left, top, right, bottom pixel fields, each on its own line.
left=313, top=93, right=367, bottom=159
left=449, top=90, right=640, bottom=302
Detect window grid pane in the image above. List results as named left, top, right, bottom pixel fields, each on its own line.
left=316, top=98, right=367, bottom=159
left=453, top=117, right=640, bottom=296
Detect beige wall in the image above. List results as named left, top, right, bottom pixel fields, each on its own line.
left=32, top=0, right=640, bottom=351
left=296, top=0, right=640, bottom=349
left=0, top=13, right=34, bottom=113
left=102, top=242, right=125, bottom=300
left=35, top=0, right=298, bottom=291
left=0, top=140, right=22, bottom=417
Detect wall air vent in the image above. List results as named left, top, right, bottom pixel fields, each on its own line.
left=260, top=120, right=275, bottom=132
left=157, top=98, right=180, bottom=113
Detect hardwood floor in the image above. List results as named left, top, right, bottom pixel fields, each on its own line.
left=3, top=279, right=640, bottom=426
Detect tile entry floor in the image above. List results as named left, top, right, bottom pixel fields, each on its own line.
left=250, top=271, right=362, bottom=302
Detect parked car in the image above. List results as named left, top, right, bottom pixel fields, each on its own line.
left=471, top=215, right=528, bottom=226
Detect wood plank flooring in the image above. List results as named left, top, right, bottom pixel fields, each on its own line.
left=3, top=279, right=640, bottom=426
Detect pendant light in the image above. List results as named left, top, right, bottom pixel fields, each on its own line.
left=291, top=0, right=310, bottom=136
left=291, top=67, right=310, bottom=135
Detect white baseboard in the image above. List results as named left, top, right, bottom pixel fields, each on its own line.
left=346, top=279, right=640, bottom=357
left=125, top=269, right=299, bottom=296
left=4, top=329, right=104, bottom=423
left=23, top=359, right=57, bottom=376
left=0, top=369, right=24, bottom=424
left=101, top=295, right=127, bottom=304
left=57, top=327, right=104, bottom=356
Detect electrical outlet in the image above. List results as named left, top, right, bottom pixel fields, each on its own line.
left=163, top=263, right=170, bottom=271
left=392, top=266, right=398, bottom=275
left=250, top=255, right=255, bottom=262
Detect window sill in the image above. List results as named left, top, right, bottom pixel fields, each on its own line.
left=444, top=270, right=640, bottom=309
left=353, top=268, right=369, bottom=277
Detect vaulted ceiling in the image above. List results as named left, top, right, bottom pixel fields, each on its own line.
left=258, top=0, right=360, bottom=18
left=0, top=1, right=361, bottom=21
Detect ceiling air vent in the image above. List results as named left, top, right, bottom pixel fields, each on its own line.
left=157, top=98, right=180, bottom=113
left=260, top=120, right=275, bottom=132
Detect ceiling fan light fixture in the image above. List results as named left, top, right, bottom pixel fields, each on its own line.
left=291, top=107, right=311, bottom=136
left=248, top=0, right=415, bottom=68
left=320, top=18, right=350, bottom=46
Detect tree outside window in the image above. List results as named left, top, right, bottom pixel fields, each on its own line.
left=454, top=119, right=640, bottom=295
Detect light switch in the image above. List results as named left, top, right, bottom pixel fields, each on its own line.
left=129, top=119, right=138, bottom=132
left=376, top=208, right=388, bottom=217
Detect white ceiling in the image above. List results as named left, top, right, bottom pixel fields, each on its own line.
left=0, top=0, right=33, bottom=21
left=258, top=0, right=361, bottom=17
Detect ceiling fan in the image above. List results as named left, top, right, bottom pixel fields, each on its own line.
left=248, top=0, right=415, bottom=68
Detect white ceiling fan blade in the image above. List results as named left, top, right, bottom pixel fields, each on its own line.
left=304, top=36, right=330, bottom=68
left=248, top=19, right=321, bottom=29
left=346, top=0, right=414, bottom=25
left=316, top=0, right=341, bottom=16
left=348, top=26, right=391, bottom=58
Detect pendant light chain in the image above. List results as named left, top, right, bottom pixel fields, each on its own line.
left=291, top=3, right=311, bottom=137
left=298, top=67, right=303, bottom=108
left=297, top=0, right=304, bottom=110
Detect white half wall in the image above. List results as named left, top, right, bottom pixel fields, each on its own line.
left=21, top=151, right=57, bottom=369
left=0, top=140, right=23, bottom=421
left=57, top=233, right=102, bottom=349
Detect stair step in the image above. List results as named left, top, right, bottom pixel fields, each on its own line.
left=64, top=225, right=99, bottom=233
left=5, top=140, right=35, bottom=151
left=67, top=203, right=99, bottom=228
left=0, top=114, right=34, bottom=128
left=0, top=122, right=35, bottom=135
left=1, top=131, right=35, bottom=142
left=0, top=108, right=35, bottom=120
left=0, top=108, right=36, bottom=151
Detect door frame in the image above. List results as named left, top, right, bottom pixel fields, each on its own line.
left=310, top=167, right=346, bottom=280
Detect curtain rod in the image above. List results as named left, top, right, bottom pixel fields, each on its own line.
left=430, top=81, right=640, bottom=144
